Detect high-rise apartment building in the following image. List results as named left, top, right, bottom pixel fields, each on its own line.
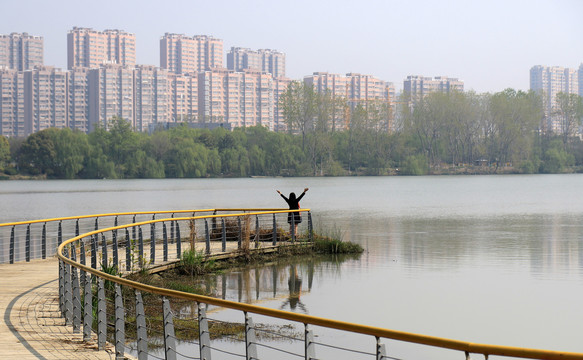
left=67, top=27, right=136, bottom=69
left=68, top=67, right=90, bottom=132
left=403, top=75, right=464, bottom=105
left=0, top=69, right=25, bottom=136
left=0, top=33, right=44, bottom=71
left=169, top=73, right=198, bottom=122
left=197, top=68, right=281, bottom=130
left=274, top=77, right=291, bottom=132
left=304, top=72, right=349, bottom=98
left=530, top=65, right=580, bottom=133
left=304, top=72, right=392, bottom=130
left=160, top=34, right=223, bottom=75
left=24, top=66, right=68, bottom=134
left=134, top=65, right=171, bottom=132
left=88, top=64, right=134, bottom=130
left=227, top=47, right=286, bottom=78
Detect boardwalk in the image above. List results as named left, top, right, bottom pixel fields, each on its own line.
left=0, top=257, right=120, bottom=359
left=0, top=239, right=294, bottom=359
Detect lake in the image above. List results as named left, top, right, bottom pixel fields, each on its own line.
left=1, top=175, right=582, bottom=358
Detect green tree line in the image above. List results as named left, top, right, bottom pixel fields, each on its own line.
left=1, top=87, right=582, bottom=179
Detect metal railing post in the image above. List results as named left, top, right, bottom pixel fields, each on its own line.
left=58, top=258, right=64, bottom=314
left=58, top=220, right=63, bottom=245
left=112, top=229, right=118, bottom=268
left=150, top=222, right=155, bottom=264
left=25, top=224, right=30, bottom=262
left=308, top=211, right=313, bottom=242
left=63, top=248, right=73, bottom=325
left=198, top=303, right=212, bottom=360
left=94, top=217, right=98, bottom=231
left=305, top=324, right=315, bottom=360
left=138, top=227, right=144, bottom=268
left=376, top=336, right=387, bottom=360
left=205, top=220, right=211, bottom=255
left=272, top=213, right=277, bottom=246
left=255, top=215, right=260, bottom=248
left=171, top=214, right=175, bottom=244
left=163, top=222, right=168, bottom=262
left=125, top=229, right=131, bottom=271
left=101, top=234, right=108, bottom=268
left=135, top=290, right=148, bottom=360
left=83, top=273, right=92, bottom=342
left=91, top=235, right=97, bottom=269
left=10, top=226, right=15, bottom=264
left=163, top=297, right=177, bottom=360
left=115, top=284, right=125, bottom=360
left=41, top=223, right=46, bottom=259
left=221, top=218, right=226, bottom=252
left=71, top=249, right=81, bottom=333
left=132, top=214, right=136, bottom=241
left=97, top=278, right=106, bottom=350
left=75, top=219, right=79, bottom=237
left=80, top=241, right=86, bottom=288
left=245, top=312, right=258, bottom=360
left=176, top=222, right=181, bottom=259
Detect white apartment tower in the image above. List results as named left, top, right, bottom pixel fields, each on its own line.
left=403, top=75, right=464, bottom=105
left=160, top=34, right=223, bottom=75
left=0, top=69, right=25, bottom=136
left=227, top=47, right=285, bottom=78
left=24, top=66, right=68, bottom=134
left=530, top=65, right=580, bottom=133
left=0, top=33, right=44, bottom=71
left=67, top=28, right=136, bottom=69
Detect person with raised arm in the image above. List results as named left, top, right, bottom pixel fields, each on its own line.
left=276, top=188, right=309, bottom=235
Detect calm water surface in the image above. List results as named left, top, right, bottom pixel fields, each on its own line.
left=1, top=175, right=583, bottom=358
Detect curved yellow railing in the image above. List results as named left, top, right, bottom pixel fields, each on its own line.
left=0, top=208, right=288, bottom=228
left=54, top=210, right=583, bottom=360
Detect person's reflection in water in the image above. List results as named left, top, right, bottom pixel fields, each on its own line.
left=280, top=265, right=307, bottom=313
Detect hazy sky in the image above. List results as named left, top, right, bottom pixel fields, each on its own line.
left=2, top=0, right=582, bottom=93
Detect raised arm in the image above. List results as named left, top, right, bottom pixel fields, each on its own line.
left=296, top=187, right=308, bottom=202
left=276, top=189, right=288, bottom=201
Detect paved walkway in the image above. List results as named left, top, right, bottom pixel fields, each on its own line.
left=0, top=258, right=117, bottom=359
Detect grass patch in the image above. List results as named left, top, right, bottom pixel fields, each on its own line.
left=313, top=235, right=364, bottom=254
left=178, top=249, right=217, bottom=277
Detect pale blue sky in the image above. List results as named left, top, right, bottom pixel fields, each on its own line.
left=2, top=0, right=582, bottom=93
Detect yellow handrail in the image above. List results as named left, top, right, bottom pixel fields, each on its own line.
left=56, top=210, right=583, bottom=360
left=0, top=208, right=291, bottom=228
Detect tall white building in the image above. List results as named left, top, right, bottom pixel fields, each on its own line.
left=530, top=65, right=579, bottom=133
left=227, top=47, right=285, bottom=78
left=403, top=75, right=464, bottom=105
left=0, top=33, right=44, bottom=71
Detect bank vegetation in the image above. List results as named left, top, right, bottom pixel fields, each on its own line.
left=1, top=87, right=582, bottom=179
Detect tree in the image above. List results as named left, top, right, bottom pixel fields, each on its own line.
left=404, top=92, right=448, bottom=169
left=280, top=81, right=317, bottom=150
left=17, top=129, right=57, bottom=176
left=484, top=89, right=542, bottom=170
left=555, top=92, right=583, bottom=149
left=0, top=135, right=10, bottom=172
left=52, top=128, right=89, bottom=178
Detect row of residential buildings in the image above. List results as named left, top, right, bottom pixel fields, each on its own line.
left=530, top=64, right=583, bottom=134
left=0, top=29, right=468, bottom=138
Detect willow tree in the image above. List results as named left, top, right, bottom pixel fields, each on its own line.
left=555, top=92, right=583, bottom=149
left=485, top=89, right=542, bottom=170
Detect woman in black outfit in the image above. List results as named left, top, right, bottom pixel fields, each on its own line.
left=276, top=188, right=308, bottom=235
